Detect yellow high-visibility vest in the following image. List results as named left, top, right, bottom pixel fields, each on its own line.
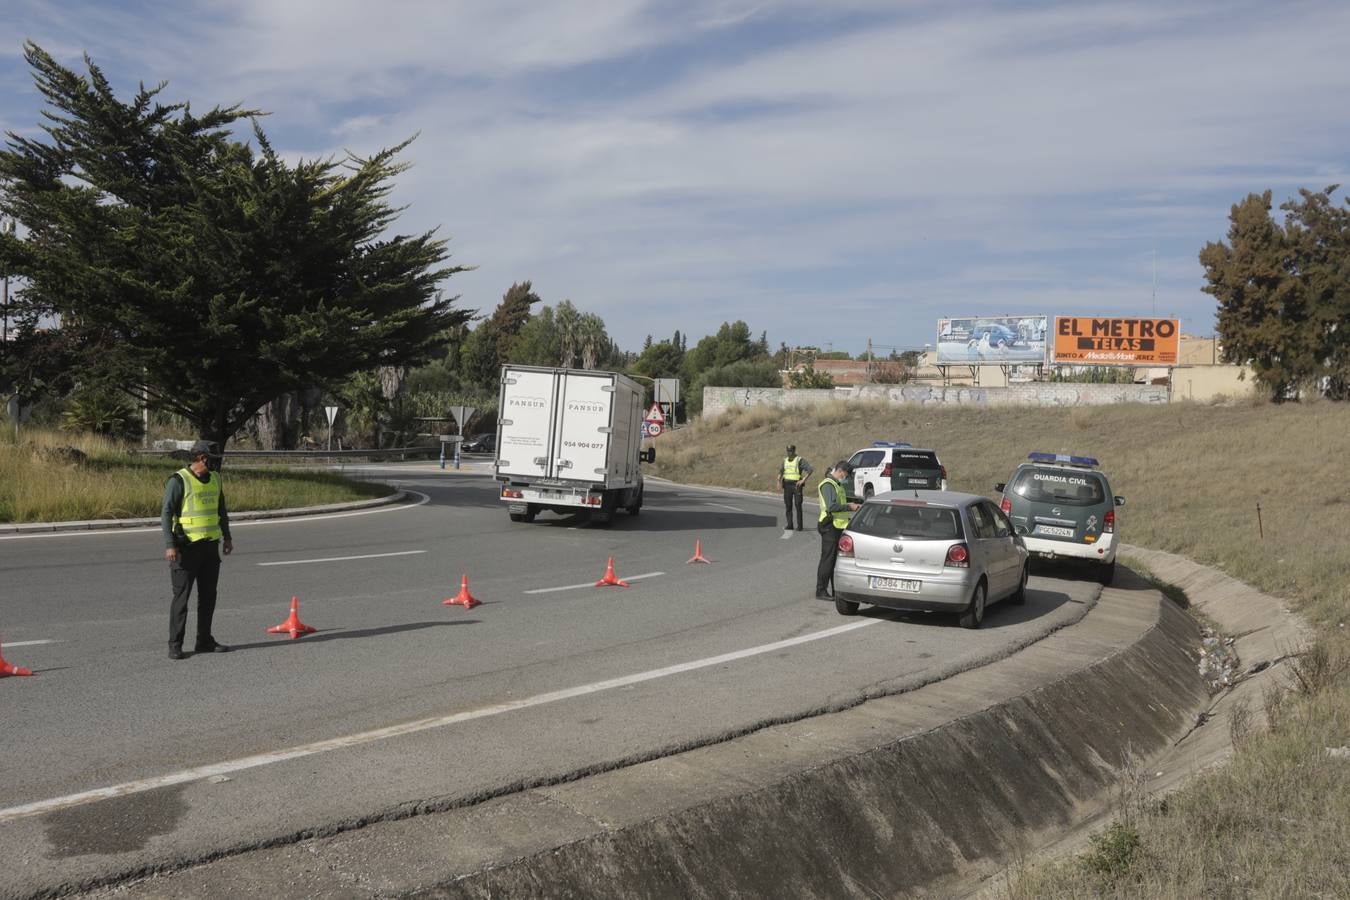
left=817, top=476, right=852, bottom=529
left=782, top=457, right=802, bottom=481
left=174, top=468, right=223, bottom=542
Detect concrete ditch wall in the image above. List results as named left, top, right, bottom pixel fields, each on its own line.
left=702, top=382, right=1170, bottom=417
left=411, top=589, right=1205, bottom=900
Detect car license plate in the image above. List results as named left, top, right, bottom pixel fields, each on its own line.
left=870, top=576, right=921, bottom=593
left=1037, top=525, right=1074, bottom=536
left=908, top=478, right=928, bottom=485
left=539, top=490, right=566, bottom=501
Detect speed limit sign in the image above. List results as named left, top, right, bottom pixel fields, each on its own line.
left=645, top=422, right=663, bottom=437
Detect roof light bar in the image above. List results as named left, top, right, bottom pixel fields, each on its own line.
left=873, top=441, right=913, bottom=448
left=1028, top=451, right=1099, bottom=467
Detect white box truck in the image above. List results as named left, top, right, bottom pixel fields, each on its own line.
left=495, top=365, right=654, bottom=524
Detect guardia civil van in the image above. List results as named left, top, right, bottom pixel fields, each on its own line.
left=994, top=452, right=1124, bottom=584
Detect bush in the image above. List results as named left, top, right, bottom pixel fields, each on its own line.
left=61, top=387, right=144, bottom=442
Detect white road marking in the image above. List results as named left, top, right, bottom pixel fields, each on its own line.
left=780, top=531, right=794, bottom=540
left=0, top=618, right=877, bottom=823
left=257, top=550, right=426, bottom=567
left=0, top=492, right=431, bottom=541
left=0, top=639, right=60, bottom=648
left=523, top=572, right=666, bottom=594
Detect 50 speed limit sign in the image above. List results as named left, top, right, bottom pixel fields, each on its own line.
left=644, top=422, right=663, bottom=437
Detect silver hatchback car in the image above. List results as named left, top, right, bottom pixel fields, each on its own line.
left=829, top=490, right=1029, bottom=628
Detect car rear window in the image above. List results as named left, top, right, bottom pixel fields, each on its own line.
left=849, top=502, right=963, bottom=540
left=1010, top=467, right=1105, bottom=506
left=892, top=450, right=941, bottom=470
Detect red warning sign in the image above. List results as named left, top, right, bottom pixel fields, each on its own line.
left=645, top=403, right=666, bottom=424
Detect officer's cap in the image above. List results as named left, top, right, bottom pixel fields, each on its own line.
left=189, top=440, right=220, bottom=458
left=786, top=444, right=796, bottom=454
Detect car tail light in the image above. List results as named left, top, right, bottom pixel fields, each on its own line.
left=1000, top=497, right=1011, bottom=514
left=1104, top=510, right=1115, bottom=533
left=944, top=543, right=969, bottom=568
left=940, top=465, right=948, bottom=480
left=838, top=534, right=854, bottom=557
left=502, top=488, right=523, bottom=499
left=880, top=463, right=892, bottom=477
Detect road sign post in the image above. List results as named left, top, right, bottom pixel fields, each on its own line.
left=448, top=406, right=475, bottom=470
left=324, top=405, right=339, bottom=451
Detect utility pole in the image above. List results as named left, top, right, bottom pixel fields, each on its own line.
left=1, top=218, right=12, bottom=348
left=1152, top=246, right=1157, bottom=317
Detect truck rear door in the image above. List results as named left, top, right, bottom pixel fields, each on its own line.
left=552, top=372, right=615, bottom=481
left=497, top=368, right=558, bottom=479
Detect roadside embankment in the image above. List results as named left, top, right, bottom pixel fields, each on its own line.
left=97, top=567, right=1211, bottom=899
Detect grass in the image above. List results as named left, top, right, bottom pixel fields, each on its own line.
left=0, top=429, right=391, bottom=523
left=651, top=398, right=1350, bottom=897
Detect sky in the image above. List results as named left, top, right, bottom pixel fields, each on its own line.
left=3, top=0, right=1349, bottom=356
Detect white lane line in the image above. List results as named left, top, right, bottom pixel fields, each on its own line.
left=0, top=639, right=60, bottom=648
left=0, top=618, right=876, bottom=823
left=0, top=491, right=431, bottom=541
left=257, top=550, right=426, bottom=567
left=707, top=502, right=744, bottom=512
left=523, top=572, right=665, bottom=594
left=780, top=531, right=794, bottom=540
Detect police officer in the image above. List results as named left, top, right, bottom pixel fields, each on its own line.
left=815, top=460, right=859, bottom=600
left=162, top=440, right=233, bottom=659
left=776, top=444, right=814, bottom=531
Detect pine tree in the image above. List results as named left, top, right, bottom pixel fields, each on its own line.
left=0, top=42, right=470, bottom=446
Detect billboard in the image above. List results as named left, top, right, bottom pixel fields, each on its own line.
left=936, top=315, right=1049, bottom=365
left=1052, top=317, right=1180, bottom=365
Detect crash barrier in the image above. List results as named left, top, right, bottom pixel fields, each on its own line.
left=134, top=446, right=441, bottom=463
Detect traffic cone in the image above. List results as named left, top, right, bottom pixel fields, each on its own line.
left=687, top=540, right=712, bottom=564
left=0, top=639, right=34, bottom=677
left=594, top=556, right=630, bottom=588
left=443, top=574, right=481, bottom=609
left=267, top=596, right=317, bottom=640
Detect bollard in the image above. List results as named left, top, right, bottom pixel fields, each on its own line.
left=454, top=441, right=461, bottom=470
left=439, top=442, right=447, bottom=470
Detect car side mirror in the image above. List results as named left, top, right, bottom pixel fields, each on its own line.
left=1114, top=496, right=1125, bottom=506
left=643, top=447, right=656, bottom=463
left=994, top=482, right=1006, bottom=493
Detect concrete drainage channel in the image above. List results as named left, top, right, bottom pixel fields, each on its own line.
left=86, top=560, right=1250, bottom=900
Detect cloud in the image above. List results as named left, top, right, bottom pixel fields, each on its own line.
left=3, top=1, right=1349, bottom=352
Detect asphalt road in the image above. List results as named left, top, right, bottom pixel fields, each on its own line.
left=0, top=464, right=1099, bottom=897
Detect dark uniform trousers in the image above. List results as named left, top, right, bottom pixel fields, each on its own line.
left=169, top=539, right=221, bottom=647
left=817, top=519, right=843, bottom=595
left=782, top=480, right=805, bottom=530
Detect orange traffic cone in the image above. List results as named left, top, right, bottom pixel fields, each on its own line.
left=267, top=596, right=317, bottom=640
left=0, top=639, right=34, bottom=677
left=687, top=540, right=712, bottom=564
left=594, top=556, right=630, bottom=588
left=443, top=574, right=481, bottom=609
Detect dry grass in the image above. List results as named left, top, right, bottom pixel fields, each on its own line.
left=653, top=399, right=1350, bottom=897
left=0, top=429, right=390, bottom=522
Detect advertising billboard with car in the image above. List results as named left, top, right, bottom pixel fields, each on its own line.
left=1051, top=317, right=1179, bottom=365
left=935, top=315, right=1049, bottom=365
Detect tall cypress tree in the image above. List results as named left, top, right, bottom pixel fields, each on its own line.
left=0, top=42, right=470, bottom=446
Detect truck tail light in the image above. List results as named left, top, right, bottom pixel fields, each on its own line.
left=838, top=534, right=854, bottom=557
left=944, top=543, right=969, bottom=568
left=586, top=495, right=603, bottom=506
left=1000, top=497, right=1011, bottom=514
left=1104, top=510, right=1115, bottom=533
left=502, top=488, right=523, bottom=499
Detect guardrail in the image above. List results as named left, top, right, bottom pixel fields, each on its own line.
left=134, top=447, right=442, bottom=462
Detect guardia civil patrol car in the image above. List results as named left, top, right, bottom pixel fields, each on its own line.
left=994, top=452, right=1124, bottom=584
left=845, top=442, right=949, bottom=501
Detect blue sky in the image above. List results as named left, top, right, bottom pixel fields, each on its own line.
left=4, top=0, right=1349, bottom=355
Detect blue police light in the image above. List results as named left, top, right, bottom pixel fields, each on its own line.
left=1028, top=451, right=1099, bottom=467
left=872, top=441, right=913, bottom=448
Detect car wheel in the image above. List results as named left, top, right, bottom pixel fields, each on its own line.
left=835, top=597, right=859, bottom=616
left=959, top=581, right=987, bottom=629
left=1098, top=560, right=1115, bottom=586
left=1010, top=563, right=1029, bottom=605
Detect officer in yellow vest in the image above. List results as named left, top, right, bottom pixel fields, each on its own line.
left=776, top=444, right=814, bottom=531
left=815, top=460, right=859, bottom=600
left=161, top=440, right=234, bottom=659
